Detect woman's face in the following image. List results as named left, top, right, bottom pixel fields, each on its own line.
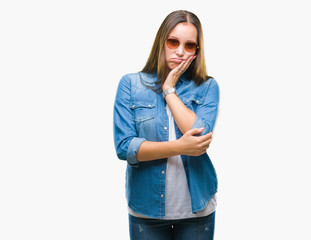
left=164, top=22, right=198, bottom=71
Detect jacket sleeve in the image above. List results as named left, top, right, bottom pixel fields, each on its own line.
left=113, top=75, right=146, bottom=166
left=192, top=78, right=220, bottom=135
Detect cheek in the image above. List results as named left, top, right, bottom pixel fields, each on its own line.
left=164, top=48, right=170, bottom=61
left=185, top=52, right=194, bottom=58
left=164, top=48, right=173, bottom=69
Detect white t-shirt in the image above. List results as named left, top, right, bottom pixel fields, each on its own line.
left=129, top=105, right=216, bottom=219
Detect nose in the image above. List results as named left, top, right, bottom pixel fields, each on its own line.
left=175, top=45, right=185, bottom=56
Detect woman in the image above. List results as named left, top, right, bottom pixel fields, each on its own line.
left=113, top=10, right=220, bottom=240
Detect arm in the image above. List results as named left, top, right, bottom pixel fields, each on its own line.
left=113, top=75, right=146, bottom=166
left=113, top=74, right=216, bottom=164
left=164, top=93, right=196, bottom=134
left=162, top=56, right=196, bottom=134
left=192, top=79, right=220, bottom=136
left=163, top=57, right=220, bottom=136
left=137, top=128, right=213, bottom=162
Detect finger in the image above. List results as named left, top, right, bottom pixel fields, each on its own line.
left=168, top=62, right=184, bottom=77
left=185, top=127, right=205, bottom=136
left=197, top=148, right=207, bottom=156
left=199, top=135, right=212, bottom=146
left=184, top=55, right=195, bottom=68
left=198, top=131, right=213, bottom=141
left=177, top=61, right=190, bottom=74
left=176, top=60, right=187, bottom=75
left=181, top=55, right=196, bottom=72
left=201, top=139, right=212, bottom=149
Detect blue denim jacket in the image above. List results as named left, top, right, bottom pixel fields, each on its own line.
left=113, top=72, right=219, bottom=219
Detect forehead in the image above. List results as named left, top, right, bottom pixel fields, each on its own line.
left=168, top=23, right=197, bottom=42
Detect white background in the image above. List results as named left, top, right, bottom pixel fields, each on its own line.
left=1, top=0, right=310, bottom=239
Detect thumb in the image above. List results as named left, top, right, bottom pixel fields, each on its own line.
left=185, top=127, right=205, bottom=136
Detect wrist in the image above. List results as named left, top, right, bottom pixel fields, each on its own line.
left=162, top=87, right=176, bottom=98
left=162, top=83, right=175, bottom=92
left=174, top=139, right=184, bottom=155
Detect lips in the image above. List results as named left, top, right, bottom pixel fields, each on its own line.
left=171, top=58, right=186, bottom=63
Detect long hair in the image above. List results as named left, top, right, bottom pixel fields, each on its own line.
left=141, top=10, right=212, bottom=90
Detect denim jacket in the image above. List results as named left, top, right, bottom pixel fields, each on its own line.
left=113, top=72, right=220, bottom=219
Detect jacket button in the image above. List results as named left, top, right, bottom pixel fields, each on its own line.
left=162, top=171, right=165, bottom=174
left=196, top=100, right=199, bottom=103
left=164, top=127, right=167, bottom=130
left=161, top=194, right=164, bottom=198
left=148, top=104, right=151, bottom=107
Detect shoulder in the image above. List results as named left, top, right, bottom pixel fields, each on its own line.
left=120, top=72, right=157, bottom=88
left=201, top=77, right=219, bottom=89
left=118, top=72, right=138, bottom=85
left=189, top=77, right=219, bottom=94
left=199, top=77, right=220, bottom=96
left=120, top=72, right=157, bottom=86
left=191, top=77, right=219, bottom=102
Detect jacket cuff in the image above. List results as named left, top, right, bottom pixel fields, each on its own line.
left=192, top=116, right=211, bottom=136
left=126, top=137, right=146, bottom=166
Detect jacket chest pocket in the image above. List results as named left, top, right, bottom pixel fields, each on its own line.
left=130, top=101, right=156, bottom=122
left=182, top=96, right=204, bottom=112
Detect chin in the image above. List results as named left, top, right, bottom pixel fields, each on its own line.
left=168, top=63, right=178, bottom=70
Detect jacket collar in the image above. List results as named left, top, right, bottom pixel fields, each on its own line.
left=177, top=73, right=191, bottom=86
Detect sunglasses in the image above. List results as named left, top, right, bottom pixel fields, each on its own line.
left=166, top=38, right=199, bottom=53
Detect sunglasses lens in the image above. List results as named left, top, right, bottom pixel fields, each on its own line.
left=166, top=39, right=179, bottom=49
left=166, top=39, right=198, bottom=53
left=185, top=42, right=197, bottom=52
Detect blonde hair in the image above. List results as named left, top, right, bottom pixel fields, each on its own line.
left=142, top=10, right=211, bottom=88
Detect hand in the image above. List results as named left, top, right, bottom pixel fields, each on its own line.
left=162, top=55, right=197, bottom=92
left=177, top=128, right=213, bottom=156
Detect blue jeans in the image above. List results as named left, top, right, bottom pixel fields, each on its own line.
left=129, top=212, right=215, bottom=240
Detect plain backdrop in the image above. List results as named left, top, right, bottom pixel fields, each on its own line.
left=1, top=0, right=310, bottom=239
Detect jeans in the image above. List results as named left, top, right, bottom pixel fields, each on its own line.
left=129, top=212, right=215, bottom=240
